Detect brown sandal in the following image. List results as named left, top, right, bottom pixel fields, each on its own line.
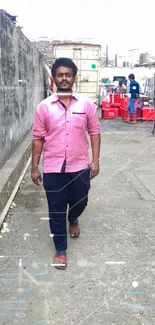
left=53, top=253, right=67, bottom=269
left=123, top=119, right=130, bottom=123
left=69, top=224, right=80, bottom=238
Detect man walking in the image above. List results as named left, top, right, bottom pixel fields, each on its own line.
left=31, top=57, right=101, bottom=269
left=126, top=74, right=140, bottom=124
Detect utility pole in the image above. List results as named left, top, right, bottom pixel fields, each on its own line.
left=152, top=73, right=155, bottom=135
left=106, top=44, right=108, bottom=67
left=115, top=53, right=117, bottom=67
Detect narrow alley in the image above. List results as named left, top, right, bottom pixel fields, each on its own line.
left=1, top=119, right=155, bottom=325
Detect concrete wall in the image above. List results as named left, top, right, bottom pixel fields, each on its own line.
left=0, top=10, right=45, bottom=168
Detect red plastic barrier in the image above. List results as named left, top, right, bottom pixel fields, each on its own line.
left=121, top=108, right=131, bottom=121
left=120, top=97, right=129, bottom=108
left=110, top=93, right=121, bottom=104
left=102, top=107, right=119, bottom=119
left=111, top=102, right=121, bottom=108
left=121, top=107, right=141, bottom=121
left=137, top=109, right=142, bottom=120
left=118, top=107, right=122, bottom=117
left=142, top=107, right=155, bottom=121
left=102, top=101, right=111, bottom=109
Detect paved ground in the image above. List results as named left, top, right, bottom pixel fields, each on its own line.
left=1, top=118, right=155, bottom=325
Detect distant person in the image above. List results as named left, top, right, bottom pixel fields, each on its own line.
left=31, top=57, right=101, bottom=270
left=118, top=81, right=126, bottom=94
left=126, top=74, right=140, bottom=124
left=136, top=98, right=143, bottom=110
left=111, top=81, right=118, bottom=93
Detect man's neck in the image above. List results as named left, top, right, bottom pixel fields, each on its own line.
left=57, top=88, right=72, bottom=100
left=57, top=89, right=72, bottom=105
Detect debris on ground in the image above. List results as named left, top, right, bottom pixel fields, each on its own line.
left=1, top=222, right=10, bottom=233
left=23, top=233, right=30, bottom=240
left=10, top=201, right=16, bottom=208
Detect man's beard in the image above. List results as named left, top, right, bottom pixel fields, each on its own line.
left=57, top=87, right=72, bottom=92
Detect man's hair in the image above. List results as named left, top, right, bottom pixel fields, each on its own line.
left=128, top=73, right=135, bottom=80
left=51, top=57, right=78, bottom=77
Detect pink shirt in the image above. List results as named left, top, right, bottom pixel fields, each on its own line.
left=33, top=93, right=101, bottom=173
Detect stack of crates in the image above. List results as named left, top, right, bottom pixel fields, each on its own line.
left=102, top=95, right=155, bottom=121
left=142, top=107, right=155, bottom=121
left=102, top=94, right=126, bottom=119
left=101, top=94, right=121, bottom=119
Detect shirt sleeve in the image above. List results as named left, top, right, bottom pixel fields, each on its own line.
left=33, top=103, right=48, bottom=140
left=86, top=100, right=101, bottom=135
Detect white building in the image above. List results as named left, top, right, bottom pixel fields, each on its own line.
left=116, top=48, right=148, bottom=68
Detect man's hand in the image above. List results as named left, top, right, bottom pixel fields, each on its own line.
left=31, top=168, right=42, bottom=185
left=89, top=161, right=100, bottom=179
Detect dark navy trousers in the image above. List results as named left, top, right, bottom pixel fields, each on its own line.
left=43, top=168, right=91, bottom=251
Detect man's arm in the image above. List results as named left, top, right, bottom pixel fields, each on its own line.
left=90, top=134, right=101, bottom=164
left=31, top=104, right=47, bottom=184
left=31, top=139, right=44, bottom=169
left=87, top=101, right=101, bottom=178
left=31, top=139, right=44, bottom=185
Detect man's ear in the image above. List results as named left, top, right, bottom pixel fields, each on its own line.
left=52, top=77, right=56, bottom=84
left=74, top=76, right=77, bottom=83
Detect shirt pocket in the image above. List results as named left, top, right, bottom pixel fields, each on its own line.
left=72, top=112, right=86, bottom=129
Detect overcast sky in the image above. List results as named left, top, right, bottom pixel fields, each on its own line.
left=1, top=0, right=154, bottom=56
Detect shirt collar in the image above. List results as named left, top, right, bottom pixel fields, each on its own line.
left=51, top=92, right=79, bottom=103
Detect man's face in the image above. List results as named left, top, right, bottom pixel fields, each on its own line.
left=53, top=66, right=76, bottom=91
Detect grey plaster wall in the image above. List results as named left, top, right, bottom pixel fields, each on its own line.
left=0, top=10, right=45, bottom=168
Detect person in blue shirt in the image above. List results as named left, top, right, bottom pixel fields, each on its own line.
left=126, top=74, right=140, bottom=124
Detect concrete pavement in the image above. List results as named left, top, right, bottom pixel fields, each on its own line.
left=1, top=118, right=155, bottom=325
